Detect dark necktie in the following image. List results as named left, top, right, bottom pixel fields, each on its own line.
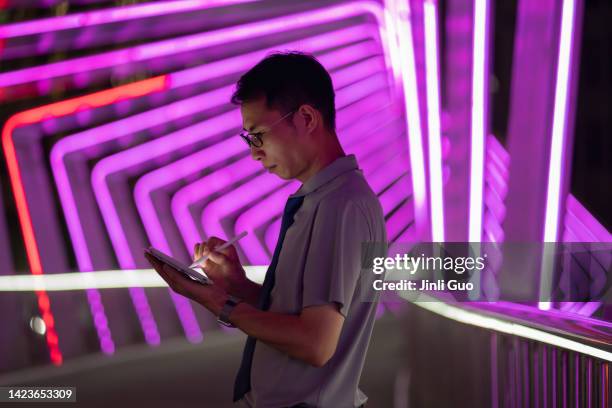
left=233, top=195, right=305, bottom=402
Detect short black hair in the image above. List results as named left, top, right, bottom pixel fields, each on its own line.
left=231, top=51, right=336, bottom=131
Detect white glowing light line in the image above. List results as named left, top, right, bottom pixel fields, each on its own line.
left=539, top=0, right=577, bottom=311
left=0, top=267, right=267, bottom=291
left=424, top=0, right=445, bottom=242
left=406, top=295, right=612, bottom=362
left=468, top=0, right=489, bottom=243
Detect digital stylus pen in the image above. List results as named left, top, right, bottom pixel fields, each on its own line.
left=189, top=231, right=248, bottom=269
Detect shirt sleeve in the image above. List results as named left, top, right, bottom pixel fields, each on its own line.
left=301, top=196, right=371, bottom=317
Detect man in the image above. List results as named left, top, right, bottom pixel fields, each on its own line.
left=145, top=52, right=387, bottom=408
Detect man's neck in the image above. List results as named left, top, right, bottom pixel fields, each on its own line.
left=297, top=138, right=345, bottom=184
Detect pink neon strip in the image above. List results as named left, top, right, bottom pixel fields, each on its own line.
left=484, top=162, right=508, bottom=202
left=0, top=1, right=386, bottom=88
left=0, top=0, right=256, bottom=38
left=170, top=25, right=379, bottom=89
left=424, top=0, right=445, bottom=242
left=468, top=0, right=491, bottom=243
left=486, top=134, right=510, bottom=168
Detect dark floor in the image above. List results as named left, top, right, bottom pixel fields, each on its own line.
left=2, top=312, right=406, bottom=408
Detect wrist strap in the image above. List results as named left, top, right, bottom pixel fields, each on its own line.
left=218, top=295, right=242, bottom=327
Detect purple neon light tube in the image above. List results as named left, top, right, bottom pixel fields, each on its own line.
left=389, top=0, right=427, bottom=240
left=0, top=0, right=256, bottom=38
left=468, top=0, right=492, bottom=243
left=541, top=0, right=578, bottom=312
left=424, top=0, right=446, bottom=242
left=0, top=1, right=388, bottom=88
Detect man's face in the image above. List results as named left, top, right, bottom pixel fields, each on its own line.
left=240, top=97, right=313, bottom=181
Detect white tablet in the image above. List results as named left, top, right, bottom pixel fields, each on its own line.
left=145, top=247, right=212, bottom=285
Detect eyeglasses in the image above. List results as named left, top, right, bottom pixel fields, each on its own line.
left=239, top=110, right=295, bottom=148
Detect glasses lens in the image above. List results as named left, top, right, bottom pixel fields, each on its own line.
left=252, top=134, right=263, bottom=147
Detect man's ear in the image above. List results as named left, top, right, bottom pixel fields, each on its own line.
left=296, top=104, right=320, bottom=134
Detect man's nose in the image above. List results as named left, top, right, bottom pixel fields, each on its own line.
left=250, top=145, right=265, bottom=161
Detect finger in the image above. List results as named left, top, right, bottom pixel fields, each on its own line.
left=206, top=236, right=226, bottom=250
left=156, top=267, right=175, bottom=288
left=162, top=265, right=205, bottom=296
left=144, top=253, right=181, bottom=284
left=194, top=243, right=201, bottom=260
left=216, top=244, right=238, bottom=259
left=206, top=250, right=229, bottom=266
left=161, top=263, right=188, bottom=283
left=144, top=253, right=164, bottom=272
left=145, top=255, right=175, bottom=287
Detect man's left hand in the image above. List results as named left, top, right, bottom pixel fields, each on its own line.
left=144, top=252, right=228, bottom=316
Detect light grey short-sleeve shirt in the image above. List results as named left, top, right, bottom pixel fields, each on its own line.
left=238, top=154, right=388, bottom=408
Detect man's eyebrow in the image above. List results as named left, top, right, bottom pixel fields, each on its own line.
left=243, top=123, right=259, bottom=132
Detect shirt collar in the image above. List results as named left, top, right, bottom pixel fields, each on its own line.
left=290, top=154, right=358, bottom=198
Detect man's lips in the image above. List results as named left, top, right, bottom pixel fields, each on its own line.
left=265, top=165, right=277, bottom=171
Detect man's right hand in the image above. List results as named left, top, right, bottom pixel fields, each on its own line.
left=193, top=237, right=248, bottom=295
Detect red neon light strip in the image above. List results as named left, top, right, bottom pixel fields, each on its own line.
left=1, top=76, right=168, bottom=365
